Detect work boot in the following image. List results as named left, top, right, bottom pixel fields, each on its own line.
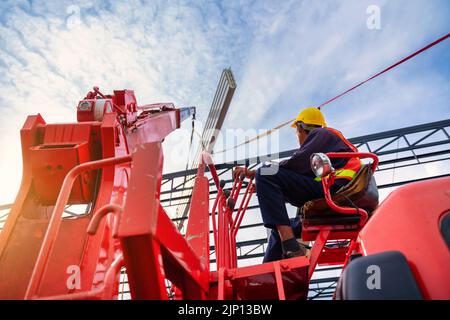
left=299, top=239, right=312, bottom=259
left=282, top=240, right=310, bottom=259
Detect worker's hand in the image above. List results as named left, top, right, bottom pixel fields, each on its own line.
left=233, top=166, right=256, bottom=181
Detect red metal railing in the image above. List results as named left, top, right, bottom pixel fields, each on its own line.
left=25, top=155, right=132, bottom=299
left=305, top=152, right=379, bottom=279
left=203, top=152, right=255, bottom=270
left=87, top=204, right=123, bottom=237
left=37, top=253, right=124, bottom=300
left=321, top=152, right=379, bottom=227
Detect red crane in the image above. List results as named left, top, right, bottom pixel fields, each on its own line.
left=0, top=87, right=448, bottom=300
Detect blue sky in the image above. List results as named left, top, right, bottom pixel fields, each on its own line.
left=0, top=0, right=449, bottom=204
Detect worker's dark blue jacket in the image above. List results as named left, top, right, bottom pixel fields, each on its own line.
left=278, top=127, right=352, bottom=175
left=255, top=127, right=354, bottom=262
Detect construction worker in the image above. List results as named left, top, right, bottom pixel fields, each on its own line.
left=233, top=107, right=361, bottom=262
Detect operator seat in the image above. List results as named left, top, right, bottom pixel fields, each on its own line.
left=299, top=165, right=379, bottom=227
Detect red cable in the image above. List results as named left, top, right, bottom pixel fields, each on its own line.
left=318, top=33, right=450, bottom=109
left=214, top=33, right=450, bottom=154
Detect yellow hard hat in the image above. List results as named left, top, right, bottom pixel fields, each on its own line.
left=291, top=107, right=326, bottom=128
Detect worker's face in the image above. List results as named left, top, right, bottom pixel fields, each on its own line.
left=296, top=127, right=308, bottom=146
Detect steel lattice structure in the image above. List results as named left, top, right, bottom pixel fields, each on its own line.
left=1, top=119, right=449, bottom=300
left=159, top=119, right=450, bottom=299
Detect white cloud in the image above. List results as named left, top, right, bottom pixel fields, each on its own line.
left=0, top=1, right=449, bottom=286
left=225, top=0, right=450, bottom=133
left=0, top=0, right=247, bottom=203
left=0, top=0, right=449, bottom=206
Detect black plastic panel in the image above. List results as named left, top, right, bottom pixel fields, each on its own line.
left=440, top=212, right=450, bottom=250
left=335, top=251, right=423, bottom=300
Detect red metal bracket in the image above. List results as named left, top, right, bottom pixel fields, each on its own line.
left=321, top=152, right=379, bottom=227
left=24, top=155, right=132, bottom=299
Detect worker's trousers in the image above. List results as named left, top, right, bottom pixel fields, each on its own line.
left=255, top=164, right=342, bottom=262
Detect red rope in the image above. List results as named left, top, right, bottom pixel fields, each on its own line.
left=213, top=33, right=450, bottom=154
left=318, top=33, right=450, bottom=109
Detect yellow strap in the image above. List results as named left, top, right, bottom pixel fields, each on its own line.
left=314, top=169, right=357, bottom=182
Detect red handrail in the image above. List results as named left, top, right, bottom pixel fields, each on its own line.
left=201, top=152, right=220, bottom=189
left=37, top=253, right=124, bottom=300
left=87, top=204, right=123, bottom=238
left=25, top=155, right=132, bottom=299
left=201, top=152, right=255, bottom=270
left=232, top=183, right=254, bottom=238
left=320, top=152, right=379, bottom=227
left=210, top=188, right=222, bottom=255
left=322, top=176, right=369, bottom=226
left=326, top=152, right=379, bottom=172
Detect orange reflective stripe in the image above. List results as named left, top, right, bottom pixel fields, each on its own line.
left=325, top=127, right=358, bottom=152
left=344, top=157, right=362, bottom=172
left=314, top=169, right=357, bottom=181
left=324, top=128, right=362, bottom=180
left=335, top=169, right=357, bottom=179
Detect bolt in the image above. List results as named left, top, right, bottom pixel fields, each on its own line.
left=223, top=190, right=231, bottom=199
left=280, top=262, right=289, bottom=271
left=225, top=270, right=235, bottom=280
left=226, top=198, right=235, bottom=210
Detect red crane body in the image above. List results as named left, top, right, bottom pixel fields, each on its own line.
left=0, top=87, right=448, bottom=300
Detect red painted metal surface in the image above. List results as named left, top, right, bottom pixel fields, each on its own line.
left=274, top=261, right=286, bottom=300
left=211, top=257, right=309, bottom=300
left=36, top=253, right=124, bottom=300
left=30, top=141, right=94, bottom=204
left=301, top=152, right=378, bottom=278
left=185, top=163, right=210, bottom=271
left=0, top=106, right=130, bottom=299
left=1, top=86, right=447, bottom=301
left=25, top=155, right=132, bottom=299
left=204, top=156, right=312, bottom=300
left=355, top=176, right=450, bottom=299
left=77, top=99, right=114, bottom=122
left=0, top=113, right=383, bottom=301
left=307, top=229, right=331, bottom=280
left=207, top=161, right=256, bottom=271
left=0, top=87, right=200, bottom=300
left=87, top=204, right=123, bottom=238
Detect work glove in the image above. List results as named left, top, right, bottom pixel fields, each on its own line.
left=233, top=166, right=255, bottom=181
